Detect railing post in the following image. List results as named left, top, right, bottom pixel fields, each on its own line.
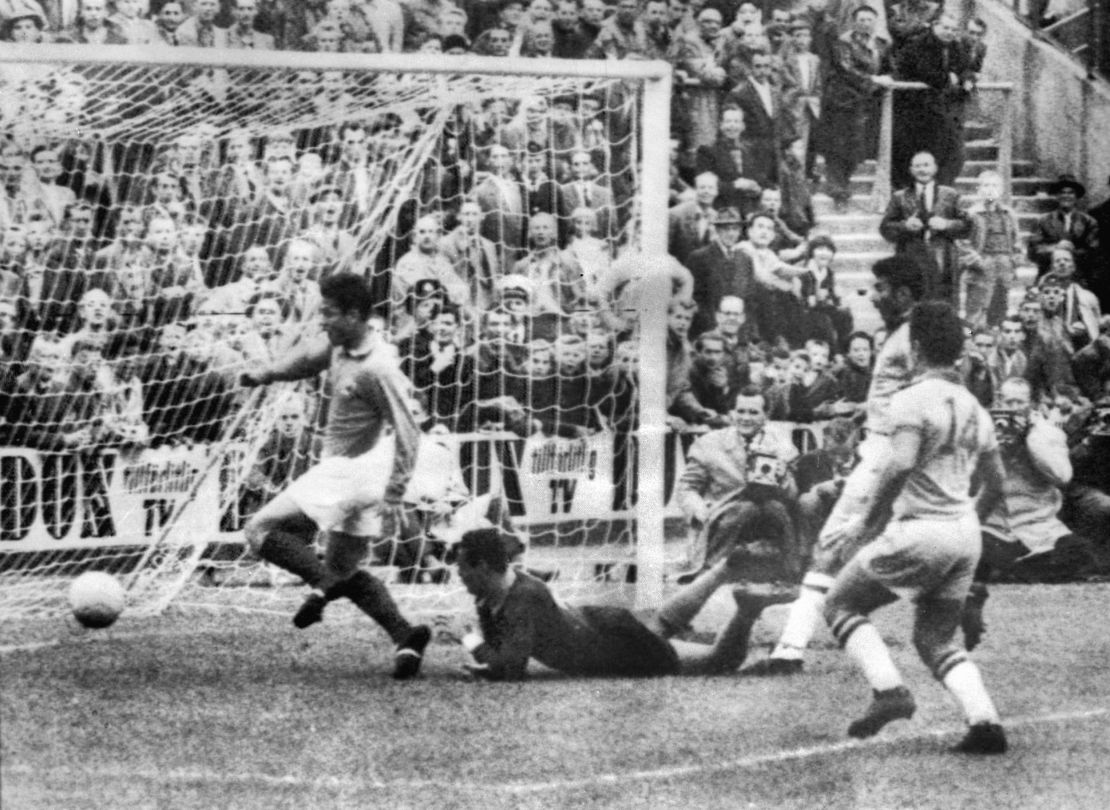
left=872, top=84, right=895, bottom=213
left=998, top=86, right=1015, bottom=206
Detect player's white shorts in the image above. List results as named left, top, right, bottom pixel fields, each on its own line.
left=284, top=437, right=395, bottom=537
left=854, top=512, right=981, bottom=602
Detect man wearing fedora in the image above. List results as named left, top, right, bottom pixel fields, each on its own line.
left=684, top=206, right=755, bottom=337
left=1027, top=174, right=1099, bottom=281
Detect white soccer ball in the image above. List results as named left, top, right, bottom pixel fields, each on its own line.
left=68, top=572, right=126, bottom=629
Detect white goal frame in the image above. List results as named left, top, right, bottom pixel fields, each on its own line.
left=1, top=43, right=674, bottom=612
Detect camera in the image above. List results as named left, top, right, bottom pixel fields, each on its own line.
left=990, top=408, right=1028, bottom=448
left=748, top=452, right=780, bottom=487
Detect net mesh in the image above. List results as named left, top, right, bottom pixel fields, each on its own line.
left=0, top=52, right=663, bottom=622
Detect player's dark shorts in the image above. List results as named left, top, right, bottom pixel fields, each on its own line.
left=577, top=606, right=681, bottom=677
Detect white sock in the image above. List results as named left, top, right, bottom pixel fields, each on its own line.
left=843, top=622, right=903, bottom=691
left=942, top=661, right=1000, bottom=725
left=771, top=586, right=827, bottom=660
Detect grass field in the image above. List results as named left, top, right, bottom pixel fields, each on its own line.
left=3, top=582, right=1110, bottom=810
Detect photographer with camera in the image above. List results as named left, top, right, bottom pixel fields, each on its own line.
left=961, top=376, right=1083, bottom=650
left=675, top=386, right=801, bottom=583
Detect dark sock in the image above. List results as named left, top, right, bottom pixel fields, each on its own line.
left=258, top=531, right=324, bottom=588
left=342, top=571, right=412, bottom=643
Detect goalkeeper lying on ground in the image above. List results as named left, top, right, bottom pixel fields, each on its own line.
left=448, top=528, right=795, bottom=680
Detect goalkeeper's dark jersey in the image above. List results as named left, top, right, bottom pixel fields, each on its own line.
left=472, top=572, right=679, bottom=680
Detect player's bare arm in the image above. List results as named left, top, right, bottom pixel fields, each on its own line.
left=240, top=334, right=331, bottom=387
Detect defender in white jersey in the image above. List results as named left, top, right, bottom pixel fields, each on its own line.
left=823, top=302, right=1008, bottom=754
left=746, top=256, right=925, bottom=676
left=240, top=273, right=431, bottom=680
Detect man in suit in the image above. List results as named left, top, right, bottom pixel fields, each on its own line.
left=521, top=144, right=571, bottom=247
left=891, top=13, right=973, bottom=188
left=781, top=20, right=823, bottom=180
left=684, top=206, right=755, bottom=336
left=695, top=107, right=763, bottom=217
left=726, top=50, right=797, bottom=191
left=474, top=143, right=528, bottom=267
left=1027, top=174, right=1100, bottom=283
left=668, top=171, right=720, bottom=266
left=561, top=150, right=614, bottom=243
left=879, top=151, right=970, bottom=305
left=440, top=199, right=502, bottom=311
left=818, top=5, right=891, bottom=208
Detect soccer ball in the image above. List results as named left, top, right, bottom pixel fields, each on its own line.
left=68, top=572, right=126, bottom=629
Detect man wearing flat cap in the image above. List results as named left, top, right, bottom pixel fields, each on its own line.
left=1027, top=174, right=1099, bottom=281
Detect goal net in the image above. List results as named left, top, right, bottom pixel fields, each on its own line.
left=0, top=45, right=673, bottom=624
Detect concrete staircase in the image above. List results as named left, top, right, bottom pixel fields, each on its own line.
left=813, top=121, right=1047, bottom=333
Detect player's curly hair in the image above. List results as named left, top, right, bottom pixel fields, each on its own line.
left=453, top=528, right=510, bottom=573
left=319, top=273, right=376, bottom=319
left=909, top=301, right=964, bottom=366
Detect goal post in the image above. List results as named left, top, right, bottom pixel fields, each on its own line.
left=0, top=44, right=674, bottom=622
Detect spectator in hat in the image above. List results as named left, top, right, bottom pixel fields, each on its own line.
left=1, top=0, right=48, bottom=43
left=1028, top=174, right=1100, bottom=282
left=393, top=277, right=446, bottom=345
left=685, top=206, right=754, bottom=337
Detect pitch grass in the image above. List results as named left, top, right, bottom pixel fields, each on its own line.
left=3, top=584, right=1110, bottom=810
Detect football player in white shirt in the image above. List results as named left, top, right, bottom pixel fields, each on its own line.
left=745, top=255, right=925, bottom=676
left=823, top=301, right=1007, bottom=754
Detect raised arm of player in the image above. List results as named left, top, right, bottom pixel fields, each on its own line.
left=241, top=334, right=332, bottom=387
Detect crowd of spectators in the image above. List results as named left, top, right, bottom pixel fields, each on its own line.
left=0, top=0, right=1108, bottom=575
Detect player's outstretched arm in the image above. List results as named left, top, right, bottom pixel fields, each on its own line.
left=974, top=446, right=1006, bottom=523
left=240, top=334, right=332, bottom=388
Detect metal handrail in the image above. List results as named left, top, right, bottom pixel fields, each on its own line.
left=872, top=80, right=1015, bottom=212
